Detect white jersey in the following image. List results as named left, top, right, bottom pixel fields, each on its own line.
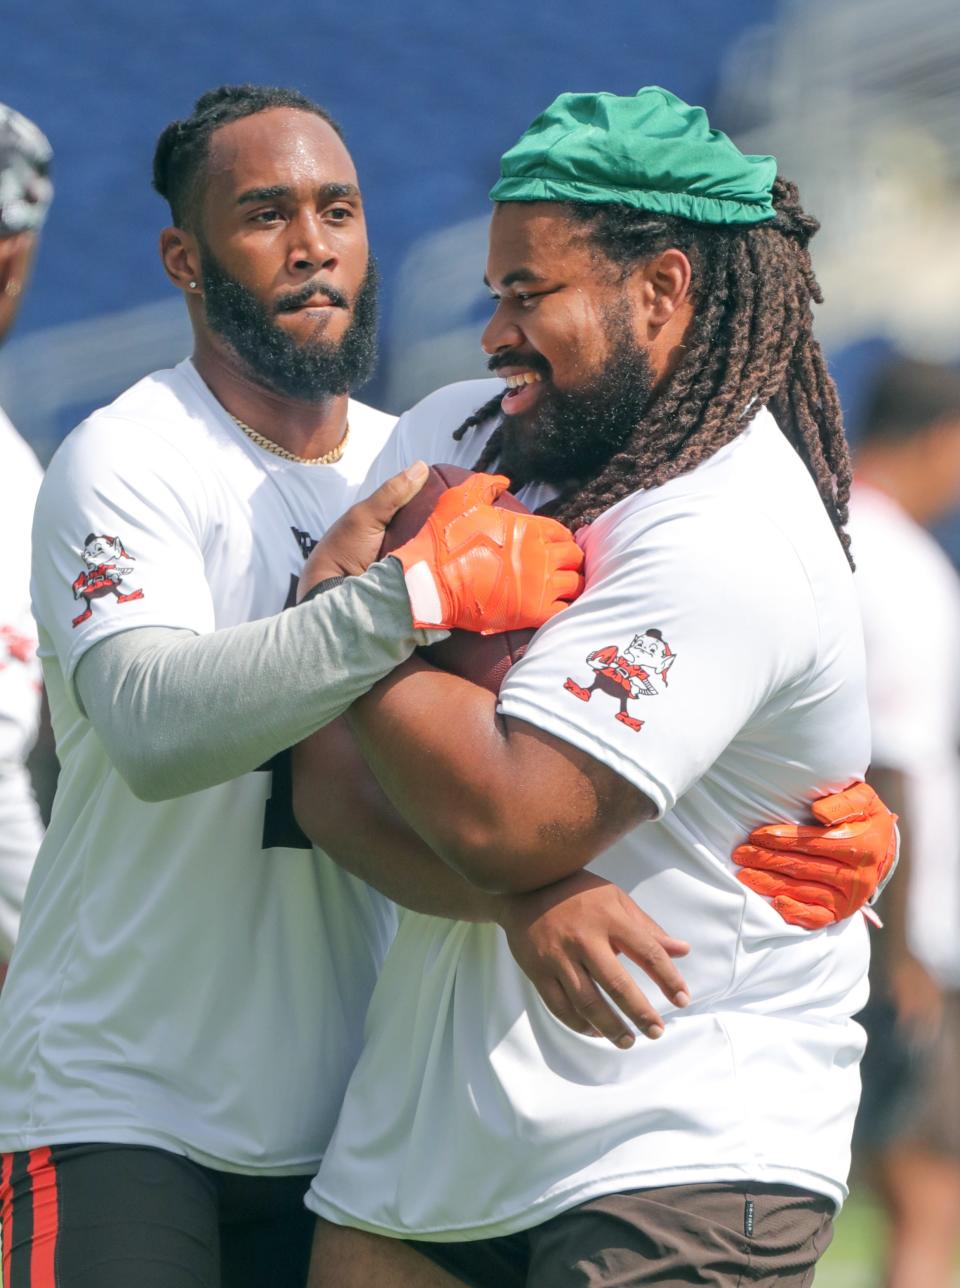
left=0, top=359, right=399, bottom=1174
left=309, top=379, right=872, bottom=1237
left=849, top=482, right=960, bottom=986
left=0, top=407, right=43, bottom=960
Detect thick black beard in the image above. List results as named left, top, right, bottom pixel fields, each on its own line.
left=493, top=319, right=655, bottom=490
left=198, top=240, right=379, bottom=401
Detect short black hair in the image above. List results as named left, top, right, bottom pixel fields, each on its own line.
left=152, top=84, right=344, bottom=228
left=860, top=357, right=960, bottom=445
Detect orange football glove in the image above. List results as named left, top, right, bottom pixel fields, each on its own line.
left=393, top=472, right=585, bottom=632
left=732, top=781, right=898, bottom=930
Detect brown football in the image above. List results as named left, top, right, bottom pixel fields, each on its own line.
left=378, top=463, right=535, bottom=695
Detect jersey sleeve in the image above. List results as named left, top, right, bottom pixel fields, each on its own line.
left=31, top=414, right=216, bottom=689
left=363, top=379, right=503, bottom=492
left=497, top=504, right=819, bottom=817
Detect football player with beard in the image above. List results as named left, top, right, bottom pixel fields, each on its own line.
left=0, top=86, right=586, bottom=1288
left=299, top=89, right=891, bottom=1288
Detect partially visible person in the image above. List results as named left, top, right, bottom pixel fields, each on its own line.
left=0, top=103, right=53, bottom=979
left=848, top=357, right=960, bottom=1288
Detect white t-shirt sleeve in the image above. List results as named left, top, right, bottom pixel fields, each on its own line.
left=32, top=414, right=215, bottom=689
left=498, top=504, right=819, bottom=816
left=364, top=379, right=503, bottom=491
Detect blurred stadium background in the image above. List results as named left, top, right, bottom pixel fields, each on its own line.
left=6, top=1, right=960, bottom=1282
left=7, top=0, right=960, bottom=471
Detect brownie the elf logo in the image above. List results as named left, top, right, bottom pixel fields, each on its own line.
left=71, top=533, right=145, bottom=627
left=564, top=628, right=676, bottom=733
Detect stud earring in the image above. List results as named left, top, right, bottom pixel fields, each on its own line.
left=188, top=280, right=198, bottom=290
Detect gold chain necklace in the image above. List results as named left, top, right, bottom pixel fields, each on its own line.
left=230, top=414, right=350, bottom=466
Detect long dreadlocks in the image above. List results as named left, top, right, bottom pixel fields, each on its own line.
left=453, top=179, right=853, bottom=567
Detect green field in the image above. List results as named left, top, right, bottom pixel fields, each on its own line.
left=816, top=1188, right=960, bottom=1287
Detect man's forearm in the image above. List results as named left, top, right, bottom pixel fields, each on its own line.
left=322, top=826, right=500, bottom=923
left=292, top=719, right=499, bottom=922
left=305, top=798, right=502, bottom=922
left=76, top=559, right=444, bottom=801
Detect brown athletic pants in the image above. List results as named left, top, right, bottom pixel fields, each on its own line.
left=413, top=1181, right=834, bottom=1287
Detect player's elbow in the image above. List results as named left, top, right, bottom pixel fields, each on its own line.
left=120, top=759, right=184, bottom=803
left=126, top=779, right=174, bottom=804
left=443, top=848, right=523, bottom=895
left=113, top=743, right=196, bottom=803
left=421, top=809, right=512, bottom=892
left=440, top=819, right=594, bottom=894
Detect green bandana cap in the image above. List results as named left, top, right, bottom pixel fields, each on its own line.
left=490, top=87, right=776, bottom=226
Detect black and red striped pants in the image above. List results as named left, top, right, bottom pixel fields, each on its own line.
left=0, top=1143, right=315, bottom=1287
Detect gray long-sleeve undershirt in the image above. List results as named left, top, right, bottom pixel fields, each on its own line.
left=74, top=558, right=444, bottom=802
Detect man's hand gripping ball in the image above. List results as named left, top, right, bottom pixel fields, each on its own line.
left=392, top=472, right=584, bottom=632
left=733, top=781, right=898, bottom=929
left=298, top=465, right=584, bottom=635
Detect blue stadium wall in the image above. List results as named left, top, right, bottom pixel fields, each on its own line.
left=5, top=0, right=773, bottom=447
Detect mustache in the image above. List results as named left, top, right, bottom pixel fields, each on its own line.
left=487, top=350, right=551, bottom=378
left=274, top=279, right=350, bottom=314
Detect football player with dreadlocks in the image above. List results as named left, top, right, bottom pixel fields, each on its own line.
left=295, top=88, right=884, bottom=1287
